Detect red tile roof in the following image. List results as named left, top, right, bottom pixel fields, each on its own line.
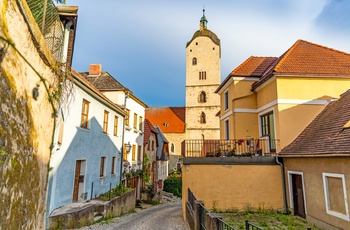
left=280, top=89, right=350, bottom=156
left=145, top=107, right=186, bottom=133
left=215, top=56, right=277, bottom=93
left=252, top=40, right=350, bottom=90
left=143, top=119, right=158, bottom=147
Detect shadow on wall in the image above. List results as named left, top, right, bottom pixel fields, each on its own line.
left=47, top=117, right=122, bottom=217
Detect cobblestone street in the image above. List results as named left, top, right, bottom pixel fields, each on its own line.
left=80, top=200, right=188, bottom=230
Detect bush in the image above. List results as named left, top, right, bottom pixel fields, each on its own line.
left=163, top=177, right=182, bottom=197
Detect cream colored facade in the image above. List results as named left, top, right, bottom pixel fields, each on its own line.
left=217, top=76, right=350, bottom=151
left=185, top=13, right=220, bottom=140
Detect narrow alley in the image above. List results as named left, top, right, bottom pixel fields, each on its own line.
left=80, top=200, right=188, bottom=230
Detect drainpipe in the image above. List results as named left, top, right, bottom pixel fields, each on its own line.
left=119, top=89, right=130, bottom=185
left=276, top=155, right=288, bottom=213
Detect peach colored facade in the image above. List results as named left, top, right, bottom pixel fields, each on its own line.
left=182, top=162, right=284, bottom=220
left=217, top=76, right=350, bottom=151
left=284, top=157, right=350, bottom=230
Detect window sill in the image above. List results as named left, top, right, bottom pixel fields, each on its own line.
left=99, top=176, right=105, bottom=179
left=126, top=126, right=131, bottom=131
left=111, top=173, right=116, bottom=176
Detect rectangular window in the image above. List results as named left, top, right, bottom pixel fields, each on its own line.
left=103, top=110, right=109, bottom=133
left=133, top=113, right=138, bottom=129
left=224, top=91, right=229, bottom=111
left=111, top=156, right=116, bottom=175
left=125, top=109, right=130, bottom=126
left=323, top=173, right=349, bottom=221
left=113, top=116, right=118, bottom=136
left=139, top=116, right=143, bottom=131
left=260, top=111, right=276, bottom=152
left=199, top=71, right=207, bottom=80
left=123, top=144, right=128, bottom=161
left=147, top=142, right=150, bottom=151
left=132, top=145, right=136, bottom=161
left=152, top=140, right=154, bottom=151
left=100, top=157, right=106, bottom=177
left=137, top=145, right=142, bottom=160
left=225, top=119, right=229, bottom=140
left=80, top=99, right=90, bottom=129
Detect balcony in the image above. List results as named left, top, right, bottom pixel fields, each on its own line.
left=181, top=138, right=279, bottom=158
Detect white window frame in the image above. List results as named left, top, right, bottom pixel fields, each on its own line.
left=287, top=171, right=307, bottom=215
left=322, top=173, right=350, bottom=221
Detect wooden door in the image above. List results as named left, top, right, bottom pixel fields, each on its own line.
left=73, top=160, right=81, bottom=202
left=292, top=174, right=306, bottom=218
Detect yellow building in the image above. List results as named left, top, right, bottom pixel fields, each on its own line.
left=215, top=39, right=350, bottom=151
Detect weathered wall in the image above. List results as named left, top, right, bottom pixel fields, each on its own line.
left=0, top=0, right=59, bottom=229
left=284, top=157, right=350, bottom=230
left=182, top=159, right=284, bottom=220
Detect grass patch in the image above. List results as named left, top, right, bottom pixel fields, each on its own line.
left=98, top=184, right=131, bottom=201
left=221, top=211, right=323, bottom=230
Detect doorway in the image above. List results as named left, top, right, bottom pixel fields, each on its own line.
left=73, top=160, right=86, bottom=202
left=290, top=173, right=306, bottom=218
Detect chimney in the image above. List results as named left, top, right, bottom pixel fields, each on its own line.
left=89, top=64, right=102, bottom=75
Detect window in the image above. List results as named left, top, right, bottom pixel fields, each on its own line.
left=147, top=141, right=150, bottom=151
left=192, top=57, right=197, bottom=65
left=260, top=111, right=276, bottom=152
left=103, top=110, right=109, bottom=133
left=137, top=145, right=142, bottom=160
left=125, top=109, right=130, bottom=126
left=139, top=116, right=143, bottom=131
left=171, top=143, right=174, bottom=153
left=200, top=112, right=206, bottom=124
left=113, top=116, right=118, bottom=136
left=123, top=144, right=127, bottom=161
left=100, top=157, right=106, bottom=177
left=224, top=91, right=229, bottom=111
left=80, top=99, right=90, bottom=129
left=323, top=173, right=349, bottom=221
left=152, top=140, right=154, bottom=151
left=199, top=71, right=206, bottom=80
left=199, top=91, right=206, bottom=103
left=132, top=145, right=136, bottom=161
left=58, top=112, right=64, bottom=145
left=133, top=113, right=138, bottom=129
left=225, top=119, right=229, bottom=140
left=111, top=156, right=116, bottom=175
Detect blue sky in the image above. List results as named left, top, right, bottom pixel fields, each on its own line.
left=66, top=0, right=350, bottom=107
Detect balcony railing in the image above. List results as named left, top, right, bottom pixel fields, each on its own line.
left=181, top=138, right=279, bottom=158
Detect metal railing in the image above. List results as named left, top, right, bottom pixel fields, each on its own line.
left=182, top=138, right=279, bottom=158
left=26, top=0, right=64, bottom=62
left=245, top=220, right=263, bottom=230
left=217, top=219, right=235, bottom=230
left=199, top=202, right=209, bottom=230
left=188, top=188, right=195, bottom=210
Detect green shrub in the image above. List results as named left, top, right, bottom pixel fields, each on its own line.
left=163, top=177, right=182, bottom=197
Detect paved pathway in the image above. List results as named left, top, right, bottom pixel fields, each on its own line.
left=79, top=200, right=189, bottom=230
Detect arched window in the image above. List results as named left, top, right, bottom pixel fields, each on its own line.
left=192, top=57, right=197, bottom=65
left=200, top=112, right=206, bottom=124
left=199, top=71, right=206, bottom=80
left=199, top=91, right=206, bottom=103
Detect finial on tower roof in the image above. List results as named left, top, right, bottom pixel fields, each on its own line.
left=200, top=8, right=208, bottom=30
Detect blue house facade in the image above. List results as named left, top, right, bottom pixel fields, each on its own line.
left=46, top=69, right=126, bottom=220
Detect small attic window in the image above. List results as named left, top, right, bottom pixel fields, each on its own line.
left=196, top=42, right=198, bottom=45
left=343, top=120, right=350, bottom=129
left=213, top=47, right=215, bottom=50
left=163, top=122, right=169, bottom=127
left=190, top=49, right=192, bottom=52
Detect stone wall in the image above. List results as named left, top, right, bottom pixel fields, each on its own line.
left=0, top=0, right=59, bottom=229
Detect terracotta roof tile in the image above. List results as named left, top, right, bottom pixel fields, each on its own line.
left=252, top=40, right=350, bottom=90
left=280, top=89, right=350, bottom=156
left=143, top=119, right=158, bottom=147
left=145, top=107, right=185, bottom=133
left=215, top=56, right=277, bottom=93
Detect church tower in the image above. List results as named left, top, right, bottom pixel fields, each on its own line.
left=185, top=10, right=221, bottom=140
